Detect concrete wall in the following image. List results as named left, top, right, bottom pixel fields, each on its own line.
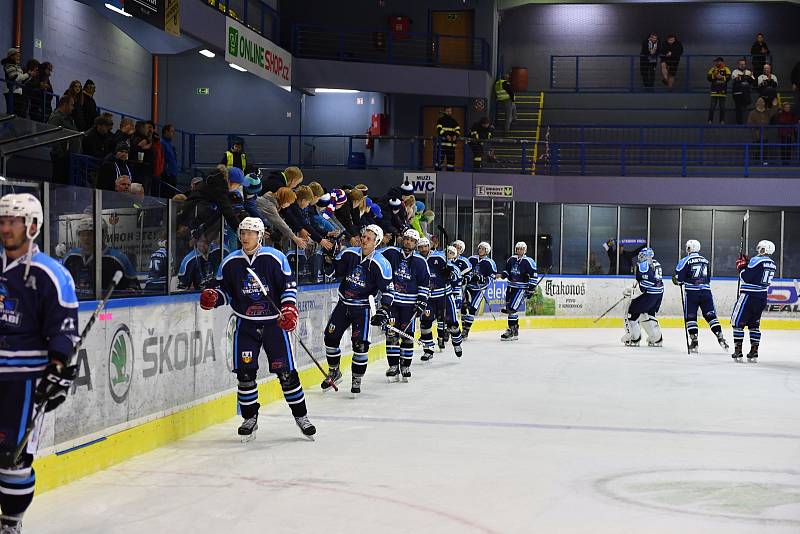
left=500, top=2, right=800, bottom=90
left=0, top=1, right=13, bottom=54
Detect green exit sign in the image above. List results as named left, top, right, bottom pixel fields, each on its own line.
left=447, top=13, right=458, bottom=20
left=196, top=87, right=210, bottom=95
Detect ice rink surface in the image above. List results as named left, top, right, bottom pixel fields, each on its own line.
left=26, top=328, right=800, bottom=533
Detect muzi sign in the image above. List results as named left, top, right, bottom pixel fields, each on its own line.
left=225, top=18, right=292, bottom=89
left=403, top=173, right=436, bottom=193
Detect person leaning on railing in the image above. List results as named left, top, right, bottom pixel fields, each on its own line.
left=82, top=115, right=115, bottom=159
left=47, top=94, right=82, bottom=184
left=659, top=34, right=683, bottom=90
left=639, top=32, right=660, bottom=90
left=176, top=164, right=245, bottom=241
left=263, top=165, right=303, bottom=194
left=256, top=186, right=307, bottom=251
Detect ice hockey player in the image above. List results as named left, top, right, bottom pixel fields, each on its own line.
left=381, top=229, right=430, bottom=381
left=461, top=241, right=497, bottom=339
left=731, top=240, right=777, bottom=362
left=0, top=193, right=80, bottom=534
left=451, top=240, right=472, bottom=336
left=672, top=239, right=728, bottom=352
left=497, top=241, right=538, bottom=341
left=321, top=224, right=393, bottom=396
left=417, top=238, right=463, bottom=360
left=621, top=247, right=664, bottom=347
left=177, top=234, right=223, bottom=290
left=200, top=217, right=315, bottom=441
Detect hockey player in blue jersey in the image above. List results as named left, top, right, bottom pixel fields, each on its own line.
left=731, top=240, right=777, bottom=362
left=322, top=224, right=394, bottom=396
left=200, top=217, right=315, bottom=441
left=461, top=241, right=497, bottom=339
left=143, top=235, right=167, bottom=293
left=177, top=235, right=223, bottom=290
left=497, top=241, right=539, bottom=341
left=381, top=229, right=430, bottom=381
left=450, top=240, right=472, bottom=340
left=0, top=194, right=79, bottom=533
left=417, top=238, right=463, bottom=361
left=672, top=239, right=729, bottom=352
left=621, top=247, right=664, bottom=347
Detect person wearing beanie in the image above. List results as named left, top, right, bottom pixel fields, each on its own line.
left=82, top=115, right=115, bottom=159
left=263, top=165, right=304, bottom=194
left=400, top=181, right=415, bottom=199
left=97, top=142, right=132, bottom=191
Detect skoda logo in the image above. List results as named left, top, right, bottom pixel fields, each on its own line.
left=108, top=324, right=134, bottom=403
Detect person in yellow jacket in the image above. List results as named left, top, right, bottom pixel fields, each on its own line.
left=220, top=136, right=247, bottom=170
left=707, top=57, right=731, bottom=124
left=435, top=107, right=461, bottom=171
left=495, top=74, right=516, bottom=131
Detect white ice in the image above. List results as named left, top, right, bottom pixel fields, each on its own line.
left=25, top=328, right=800, bottom=533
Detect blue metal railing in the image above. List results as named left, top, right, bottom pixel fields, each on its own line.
left=292, top=24, right=490, bottom=71
left=202, top=0, right=280, bottom=44
left=546, top=124, right=800, bottom=146
left=550, top=54, right=779, bottom=93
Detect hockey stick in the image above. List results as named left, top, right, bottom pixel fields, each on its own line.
left=679, top=284, right=690, bottom=355
left=9, top=270, right=123, bottom=466
left=593, top=282, right=638, bottom=323
left=481, top=284, right=497, bottom=321
left=246, top=267, right=338, bottom=391
left=385, top=323, right=426, bottom=347
left=736, top=211, right=749, bottom=296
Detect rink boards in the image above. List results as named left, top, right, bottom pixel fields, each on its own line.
left=32, top=278, right=799, bottom=493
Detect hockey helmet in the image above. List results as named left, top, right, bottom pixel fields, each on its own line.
left=0, top=193, right=43, bottom=242
left=685, top=239, right=701, bottom=253
left=417, top=237, right=431, bottom=250
left=515, top=241, right=527, bottom=254
left=637, top=247, right=655, bottom=263
left=446, top=245, right=458, bottom=260
left=452, top=240, right=466, bottom=254
left=756, top=240, right=775, bottom=255
left=363, top=223, right=384, bottom=244
left=402, top=228, right=420, bottom=242
left=238, top=217, right=265, bottom=245
left=478, top=241, right=491, bottom=255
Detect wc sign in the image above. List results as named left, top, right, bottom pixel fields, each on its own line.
left=403, top=172, right=436, bottom=193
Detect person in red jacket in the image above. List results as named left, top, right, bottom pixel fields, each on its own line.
left=774, top=102, right=799, bottom=164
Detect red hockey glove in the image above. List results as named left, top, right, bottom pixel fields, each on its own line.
left=735, top=254, right=749, bottom=271
left=278, top=304, right=298, bottom=332
left=200, top=289, right=218, bottom=310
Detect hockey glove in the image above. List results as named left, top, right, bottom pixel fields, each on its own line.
left=36, top=358, right=78, bottom=413
left=735, top=254, right=749, bottom=271
left=278, top=304, right=299, bottom=332
left=622, top=286, right=635, bottom=298
left=200, top=289, right=218, bottom=310
left=371, top=307, right=391, bottom=329
left=671, top=274, right=682, bottom=286
left=413, top=301, right=427, bottom=318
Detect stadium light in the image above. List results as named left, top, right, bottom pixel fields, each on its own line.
left=229, top=63, right=247, bottom=72
left=314, top=88, right=359, bottom=93
left=198, top=49, right=216, bottom=58
left=104, top=3, right=132, bottom=16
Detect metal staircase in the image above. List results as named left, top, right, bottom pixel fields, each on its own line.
left=490, top=91, right=545, bottom=174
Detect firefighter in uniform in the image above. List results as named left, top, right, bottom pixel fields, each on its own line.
left=468, top=117, right=493, bottom=170
left=435, top=107, right=461, bottom=171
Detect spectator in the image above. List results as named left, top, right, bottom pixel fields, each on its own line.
left=177, top=165, right=244, bottom=240
left=81, top=79, right=99, bottom=129
left=639, top=32, right=660, bottom=90
left=435, top=106, right=461, bottom=171
left=18, top=59, right=40, bottom=119
left=469, top=116, right=493, bottom=170
left=220, top=136, right=246, bottom=170
left=336, top=188, right=364, bottom=239
left=731, top=58, right=756, bottom=125
left=495, top=73, right=516, bottom=131
left=149, top=121, right=166, bottom=196
left=750, top=33, right=770, bottom=77
left=263, top=165, right=303, bottom=194
left=30, top=61, right=54, bottom=122
left=747, top=97, right=777, bottom=161
left=307, top=181, right=325, bottom=204
left=2, top=48, right=29, bottom=115
left=129, top=183, right=145, bottom=203
left=284, top=186, right=333, bottom=250
left=47, top=95, right=81, bottom=184
left=792, top=60, right=800, bottom=104
left=757, top=64, right=778, bottom=108
left=226, top=167, right=254, bottom=220
left=774, top=102, right=798, bottom=164
left=66, top=80, right=89, bottom=131
left=114, top=175, right=132, bottom=193
left=161, top=124, right=179, bottom=195
left=256, top=187, right=306, bottom=250
left=130, top=120, right=154, bottom=194
left=82, top=115, right=115, bottom=159
left=114, top=117, right=135, bottom=147
left=659, top=34, right=683, bottom=90
left=707, top=57, right=731, bottom=124
left=97, top=143, right=133, bottom=191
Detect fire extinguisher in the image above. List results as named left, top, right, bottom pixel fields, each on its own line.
left=365, top=128, right=374, bottom=149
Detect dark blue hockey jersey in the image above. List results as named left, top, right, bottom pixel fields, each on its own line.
left=675, top=253, right=711, bottom=291
left=739, top=255, right=776, bottom=296
left=144, top=246, right=167, bottom=292
left=0, top=245, right=79, bottom=380
left=636, top=259, right=664, bottom=295
left=64, top=246, right=139, bottom=298
left=381, top=247, right=430, bottom=306
left=335, top=247, right=394, bottom=308
left=467, top=255, right=498, bottom=289
left=423, top=251, right=457, bottom=298
left=177, top=246, right=222, bottom=290
left=454, top=255, right=472, bottom=281
left=502, top=255, right=539, bottom=290
left=213, top=246, right=297, bottom=320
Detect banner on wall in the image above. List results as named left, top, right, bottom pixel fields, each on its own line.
left=225, top=18, right=292, bottom=90
left=404, top=172, right=436, bottom=193
left=125, top=0, right=180, bottom=37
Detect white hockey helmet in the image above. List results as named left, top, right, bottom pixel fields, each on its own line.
left=452, top=239, right=465, bottom=254
left=446, top=245, right=458, bottom=260
left=417, top=236, right=431, bottom=249
left=756, top=239, right=775, bottom=255
left=363, top=223, right=384, bottom=244
left=514, top=241, right=527, bottom=254
left=238, top=217, right=265, bottom=244
left=0, top=193, right=43, bottom=242
left=402, top=228, right=420, bottom=242
left=637, top=247, right=655, bottom=263
left=478, top=241, right=491, bottom=255
left=685, top=239, right=701, bottom=253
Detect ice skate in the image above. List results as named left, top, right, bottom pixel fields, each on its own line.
left=294, top=415, right=316, bottom=441
left=400, top=365, right=411, bottom=382
left=351, top=375, right=362, bottom=397
left=623, top=336, right=640, bottom=347
left=500, top=326, right=518, bottom=341
left=421, top=348, right=434, bottom=362
left=746, top=343, right=759, bottom=362
left=688, top=334, right=698, bottom=353
left=238, top=414, right=258, bottom=442
left=321, top=367, right=343, bottom=391
left=647, top=337, right=663, bottom=347
left=386, top=365, right=400, bottom=382
left=731, top=341, right=743, bottom=362
left=716, top=332, right=729, bottom=350
left=0, top=517, right=22, bottom=534
left=454, top=344, right=463, bottom=358
left=461, top=327, right=470, bottom=340
left=437, top=337, right=446, bottom=351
